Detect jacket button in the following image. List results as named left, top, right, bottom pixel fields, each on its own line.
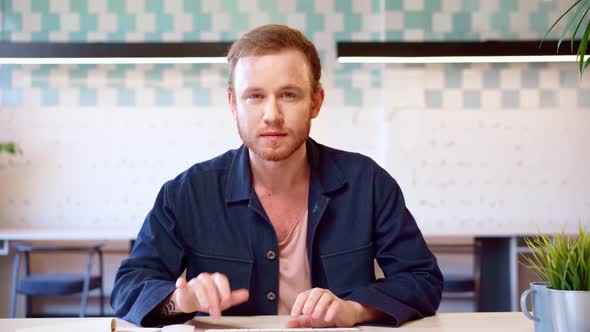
left=266, top=250, right=276, bottom=260
left=266, top=292, right=276, bottom=301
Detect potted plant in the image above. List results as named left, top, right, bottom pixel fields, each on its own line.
left=523, top=225, right=590, bottom=332
left=0, top=142, right=18, bottom=155
left=545, top=0, right=590, bottom=76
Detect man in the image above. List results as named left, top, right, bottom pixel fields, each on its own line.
left=111, top=24, right=443, bottom=328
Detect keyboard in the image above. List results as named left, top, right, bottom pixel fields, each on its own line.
left=205, top=329, right=361, bottom=332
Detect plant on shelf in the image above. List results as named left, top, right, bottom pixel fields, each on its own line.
left=522, top=224, right=590, bottom=331
left=544, top=0, right=590, bottom=76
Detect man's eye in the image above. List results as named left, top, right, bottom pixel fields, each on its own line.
left=282, top=91, right=297, bottom=98
left=249, top=94, right=263, bottom=100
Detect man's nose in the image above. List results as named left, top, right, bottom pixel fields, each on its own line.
left=263, top=97, right=283, bottom=125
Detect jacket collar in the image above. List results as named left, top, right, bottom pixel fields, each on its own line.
left=225, top=138, right=346, bottom=203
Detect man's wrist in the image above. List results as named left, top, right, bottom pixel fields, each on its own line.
left=156, top=291, right=183, bottom=317
left=347, top=300, right=387, bottom=324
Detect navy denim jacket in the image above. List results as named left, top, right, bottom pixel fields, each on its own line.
left=111, top=138, right=443, bottom=327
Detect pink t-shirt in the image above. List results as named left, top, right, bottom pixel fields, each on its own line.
left=277, top=210, right=311, bottom=315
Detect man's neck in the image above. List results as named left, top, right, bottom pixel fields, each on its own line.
left=249, top=143, right=310, bottom=194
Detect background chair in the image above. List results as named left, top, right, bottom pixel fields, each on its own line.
left=10, top=243, right=104, bottom=318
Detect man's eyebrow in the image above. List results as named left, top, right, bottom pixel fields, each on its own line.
left=280, top=84, right=304, bottom=91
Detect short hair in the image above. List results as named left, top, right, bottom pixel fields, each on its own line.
left=227, top=24, right=322, bottom=93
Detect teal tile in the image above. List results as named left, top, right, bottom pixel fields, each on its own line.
left=118, top=88, right=135, bottom=106
left=231, top=12, right=249, bottom=32
left=41, top=88, right=58, bottom=106
left=296, top=0, right=315, bottom=12
left=184, top=0, right=203, bottom=12
left=334, top=31, right=352, bottom=41
left=146, top=0, right=163, bottom=12
left=2, top=89, right=21, bottom=107
left=32, top=0, right=50, bottom=13
left=118, top=14, right=136, bottom=32
left=344, top=89, right=362, bottom=106
left=156, top=14, right=174, bottom=32
left=452, top=13, right=471, bottom=34
left=371, top=80, right=381, bottom=88
left=499, top=0, right=517, bottom=11
left=335, top=0, right=352, bottom=13
left=483, top=70, right=500, bottom=88
left=559, top=69, right=579, bottom=88
left=221, top=0, right=238, bottom=12
left=385, top=0, right=402, bottom=11
left=491, top=13, right=510, bottom=32
left=461, top=0, right=479, bottom=12
left=425, top=90, right=442, bottom=108
left=385, top=31, right=403, bottom=41
left=501, top=90, right=519, bottom=108
left=80, top=88, right=97, bottom=106
left=5, top=13, right=22, bottom=32
left=32, top=80, right=49, bottom=88
left=221, top=31, right=237, bottom=41
left=70, top=1, right=88, bottom=13
left=145, top=33, right=163, bottom=41
left=444, top=69, right=462, bottom=88
left=539, top=90, right=558, bottom=108
left=370, top=32, right=382, bottom=41
left=193, top=88, right=211, bottom=105
left=578, top=89, right=590, bottom=108
left=405, top=12, right=428, bottom=30
left=156, top=88, right=173, bottom=106
left=463, top=90, right=480, bottom=108
left=108, top=0, right=126, bottom=14
left=42, top=13, right=61, bottom=31
left=335, top=78, right=352, bottom=88
left=69, top=32, right=87, bottom=41
left=425, top=0, right=442, bottom=12
left=343, top=14, right=361, bottom=33
left=31, top=32, right=50, bottom=41
left=307, top=13, right=325, bottom=36
left=529, top=11, right=549, bottom=35
left=372, top=0, right=381, bottom=13
left=0, top=66, right=17, bottom=89
left=521, top=69, right=539, bottom=88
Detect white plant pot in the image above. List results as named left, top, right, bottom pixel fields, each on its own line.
left=548, top=289, right=590, bottom=332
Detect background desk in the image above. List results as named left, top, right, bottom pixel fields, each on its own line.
left=0, top=229, right=530, bottom=312
left=1, top=313, right=533, bottom=332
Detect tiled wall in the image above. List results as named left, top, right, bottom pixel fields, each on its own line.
left=1, top=0, right=589, bottom=236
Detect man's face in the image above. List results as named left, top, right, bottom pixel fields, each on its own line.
left=229, top=49, right=323, bottom=162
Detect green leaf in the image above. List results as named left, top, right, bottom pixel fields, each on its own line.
left=0, top=143, right=17, bottom=155
left=578, top=18, right=590, bottom=75
left=569, top=5, right=590, bottom=52
left=543, top=0, right=584, bottom=43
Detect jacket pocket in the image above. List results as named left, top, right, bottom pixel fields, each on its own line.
left=189, top=251, right=253, bottom=290
left=320, top=242, right=374, bottom=295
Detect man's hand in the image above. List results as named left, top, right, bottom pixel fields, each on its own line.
left=287, top=288, right=382, bottom=327
left=172, top=273, right=249, bottom=319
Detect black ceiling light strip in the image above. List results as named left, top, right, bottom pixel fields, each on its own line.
left=0, top=42, right=234, bottom=63
left=337, top=40, right=582, bottom=63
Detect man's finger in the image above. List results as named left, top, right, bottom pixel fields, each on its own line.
left=324, top=300, right=340, bottom=323
left=189, top=278, right=209, bottom=312
left=312, top=292, right=334, bottom=320
left=212, top=273, right=231, bottom=308
left=197, top=274, right=222, bottom=319
left=285, top=315, right=312, bottom=328
left=176, top=277, right=188, bottom=289
left=229, top=288, right=249, bottom=306
left=290, top=290, right=310, bottom=317
left=302, top=288, right=325, bottom=315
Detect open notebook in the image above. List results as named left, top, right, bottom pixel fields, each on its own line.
left=14, top=317, right=362, bottom=332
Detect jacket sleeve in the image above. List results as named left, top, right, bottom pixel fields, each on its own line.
left=344, top=166, right=443, bottom=326
left=110, top=181, right=195, bottom=327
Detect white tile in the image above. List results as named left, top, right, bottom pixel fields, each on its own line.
left=25, top=13, right=42, bottom=32
left=124, top=32, right=145, bottom=42
left=277, top=1, right=296, bottom=12
left=211, top=13, right=231, bottom=32
left=385, top=12, right=404, bottom=30
left=352, top=0, right=373, bottom=14
left=432, top=13, right=452, bottom=33
left=61, top=13, right=80, bottom=32
left=125, top=0, right=145, bottom=13
left=163, top=0, right=183, bottom=14
left=539, top=70, right=559, bottom=89
left=13, top=0, right=32, bottom=13
left=49, top=0, right=70, bottom=13
left=442, top=0, right=462, bottom=13
left=247, top=13, right=269, bottom=28
left=520, top=90, right=540, bottom=109
left=98, top=14, right=118, bottom=33
left=238, top=0, right=258, bottom=13
left=135, top=13, right=155, bottom=32
left=404, top=0, right=424, bottom=11
left=314, top=0, right=333, bottom=14
left=481, top=90, right=502, bottom=110
left=49, top=31, right=69, bottom=41
left=463, top=69, right=483, bottom=89
left=404, top=29, right=425, bottom=40
left=500, top=69, right=521, bottom=89
left=201, top=0, right=220, bottom=13
left=173, top=13, right=193, bottom=34
left=87, top=0, right=106, bottom=13
left=162, top=31, right=183, bottom=41
left=287, top=13, right=307, bottom=32
left=442, top=90, right=463, bottom=109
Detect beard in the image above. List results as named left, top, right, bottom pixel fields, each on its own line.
left=237, top=118, right=311, bottom=162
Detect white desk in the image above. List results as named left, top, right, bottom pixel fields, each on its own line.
left=1, top=313, right=533, bottom=332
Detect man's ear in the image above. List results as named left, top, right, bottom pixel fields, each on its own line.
left=310, top=86, right=324, bottom=119
left=228, top=89, right=237, bottom=121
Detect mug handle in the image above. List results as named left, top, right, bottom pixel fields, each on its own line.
left=520, top=288, right=539, bottom=321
